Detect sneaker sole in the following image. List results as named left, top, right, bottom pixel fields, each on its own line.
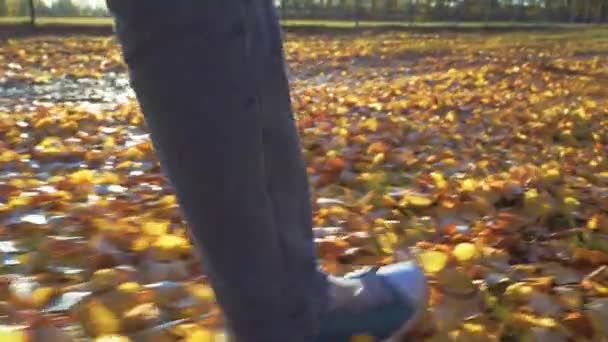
left=386, top=280, right=429, bottom=341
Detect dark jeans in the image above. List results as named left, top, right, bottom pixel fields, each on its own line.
left=106, top=1, right=328, bottom=341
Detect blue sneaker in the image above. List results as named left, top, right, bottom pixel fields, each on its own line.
left=315, top=261, right=428, bottom=342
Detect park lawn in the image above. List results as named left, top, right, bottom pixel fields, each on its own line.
left=0, top=16, right=113, bottom=26
left=0, top=29, right=607, bottom=341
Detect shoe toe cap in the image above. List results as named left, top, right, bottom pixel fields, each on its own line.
left=377, top=261, right=428, bottom=310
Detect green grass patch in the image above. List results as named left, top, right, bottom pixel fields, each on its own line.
left=1, top=16, right=605, bottom=30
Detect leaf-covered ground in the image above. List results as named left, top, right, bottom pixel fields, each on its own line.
left=0, top=29, right=607, bottom=341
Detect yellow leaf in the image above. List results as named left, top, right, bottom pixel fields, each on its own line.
left=377, top=232, right=398, bottom=254
left=116, top=161, right=133, bottom=169
left=512, top=313, right=557, bottom=329
left=462, top=322, right=485, bottom=334
left=31, top=286, right=57, bottom=308
left=372, top=152, right=385, bottom=165
left=151, top=234, right=191, bottom=261
left=171, top=323, right=200, bottom=338
left=442, top=158, right=457, bottom=166
left=186, top=329, right=215, bottom=342
left=95, top=335, right=132, bottom=342
left=587, top=214, right=607, bottom=231
left=453, top=243, right=477, bottom=262
left=350, top=335, right=375, bottom=342
left=0, top=326, right=28, bottom=342
left=419, top=250, right=449, bottom=273
left=542, top=168, right=561, bottom=183
left=525, top=189, right=539, bottom=201
left=596, top=171, right=608, bottom=184
left=212, top=332, right=229, bottom=342
left=7, top=195, right=32, bottom=209
left=445, top=111, right=457, bottom=123
left=159, top=195, right=177, bottom=207
left=588, top=215, right=599, bottom=230
left=505, top=283, right=535, bottom=303
left=130, top=236, right=153, bottom=253
left=589, top=281, right=608, bottom=296
left=37, top=136, right=63, bottom=149
left=69, top=169, right=95, bottom=184
left=562, top=197, right=580, bottom=210
left=401, top=193, right=433, bottom=208
left=0, top=150, right=19, bottom=163
left=103, top=137, right=116, bottom=151
left=117, top=282, right=142, bottom=294
left=189, top=284, right=216, bottom=304
left=460, top=179, right=478, bottom=192
left=431, top=172, right=448, bottom=190
left=142, top=220, right=170, bottom=236
left=87, top=300, right=121, bottom=336
left=361, top=117, right=378, bottom=131
left=452, top=322, right=495, bottom=342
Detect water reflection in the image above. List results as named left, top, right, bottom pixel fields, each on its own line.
left=0, top=73, right=133, bottom=111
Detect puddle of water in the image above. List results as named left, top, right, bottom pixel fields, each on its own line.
left=0, top=68, right=365, bottom=113
left=0, top=73, right=133, bottom=111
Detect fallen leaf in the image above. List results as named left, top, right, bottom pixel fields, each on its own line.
left=453, top=243, right=477, bottom=262
left=418, top=250, right=449, bottom=273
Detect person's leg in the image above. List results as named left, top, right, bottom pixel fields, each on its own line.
left=253, top=0, right=328, bottom=324
left=107, top=1, right=326, bottom=341
left=108, top=1, right=429, bottom=341
left=249, top=1, right=330, bottom=337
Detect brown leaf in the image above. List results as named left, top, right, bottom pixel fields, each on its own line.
left=562, top=312, right=593, bottom=339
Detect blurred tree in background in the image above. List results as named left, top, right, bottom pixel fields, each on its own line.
left=0, top=0, right=606, bottom=23
left=277, top=0, right=608, bottom=22
left=0, top=0, right=108, bottom=18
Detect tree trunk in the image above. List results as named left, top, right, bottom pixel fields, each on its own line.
left=386, top=0, right=397, bottom=17
left=279, top=0, right=285, bottom=19
left=339, top=0, right=348, bottom=13
left=410, top=0, right=416, bottom=23
left=28, top=0, right=35, bottom=26
left=511, top=0, right=517, bottom=21
left=371, top=0, right=378, bottom=17
left=484, top=0, right=492, bottom=22
left=583, top=0, right=590, bottom=22
left=569, top=0, right=576, bottom=22
left=307, top=0, right=315, bottom=17
left=511, top=0, right=521, bottom=21
left=354, top=0, right=360, bottom=26
left=434, top=0, right=445, bottom=21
